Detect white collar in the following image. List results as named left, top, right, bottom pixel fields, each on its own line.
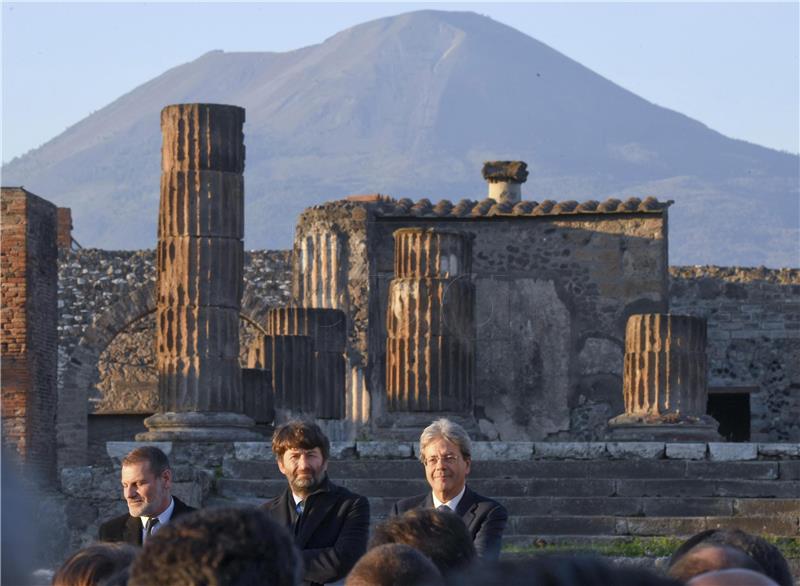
left=291, top=492, right=304, bottom=506
left=432, top=485, right=466, bottom=511
left=140, top=496, right=174, bottom=528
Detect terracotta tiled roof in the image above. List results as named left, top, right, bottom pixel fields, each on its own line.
left=368, top=196, right=672, bottom=218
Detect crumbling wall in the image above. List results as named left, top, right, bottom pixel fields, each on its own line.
left=670, top=266, right=800, bottom=441
left=1, top=188, right=59, bottom=484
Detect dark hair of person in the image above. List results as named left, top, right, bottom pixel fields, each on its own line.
left=345, top=543, right=444, bottom=586
left=667, top=543, right=765, bottom=583
left=454, top=555, right=684, bottom=586
left=668, top=529, right=793, bottom=586
left=369, top=509, right=475, bottom=575
left=127, top=507, right=301, bottom=586
left=271, top=419, right=331, bottom=461
left=52, top=543, right=138, bottom=586
left=121, top=446, right=170, bottom=476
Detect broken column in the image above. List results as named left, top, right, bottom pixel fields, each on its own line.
left=267, top=307, right=347, bottom=419
left=139, top=103, right=258, bottom=441
left=482, top=161, right=528, bottom=204
left=386, top=228, right=475, bottom=411
left=608, top=313, right=720, bottom=441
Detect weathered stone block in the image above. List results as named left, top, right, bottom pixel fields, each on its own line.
left=356, top=441, right=413, bottom=459
left=708, top=443, right=758, bottom=461
left=330, top=441, right=357, bottom=459
left=533, top=442, right=607, bottom=459
left=665, top=443, right=707, bottom=460
left=471, top=442, right=534, bottom=461
left=234, top=442, right=273, bottom=461
left=606, top=442, right=665, bottom=459
left=758, top=443, right=800, bottom=458
left=61, top=467, right=93, bottom=497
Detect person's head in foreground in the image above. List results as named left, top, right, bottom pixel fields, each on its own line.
left=272, top=419, right=331, bottom=498
left=127, top=507, right=302, bottom=586
left=687, top=568, right=780, bottom=586
left=453, top=555, right=683, bottom=586
left=667, top=544, right=765, bottom=583
left=668, top=529, right=793, bottom=586
left=369, top=508, right=475, bottom=575
left=345, top=543, right=444, bottom=586
left=419, top=418, right=472, bottom=503
left=52, top=543, right=138, bottom=586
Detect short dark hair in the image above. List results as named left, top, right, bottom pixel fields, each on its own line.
left=369, top=509, right=475, bottom=575
left=345, top=544, right=443, bottom=586
left=122, top=446, right=170, bottom=476
left=53, top=543, right=138, bottom=586
left=128, top=507, right=301, bottom=586
left=667, top=544, right=764, bottom=583
left=272, top=419, right=330, bottom=461
left=455, top=556, right=684, bottom=586
left=668, top=529, right=793, bottom=586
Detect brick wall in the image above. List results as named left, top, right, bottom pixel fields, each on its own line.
left=670, top=266, right=800, bottom=441
left=1, top=187, right=59, bottom=484
left=56, top=208, right=73, bottom=249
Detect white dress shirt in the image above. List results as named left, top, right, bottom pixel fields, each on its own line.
left=432, top=485, right=466, bottom=512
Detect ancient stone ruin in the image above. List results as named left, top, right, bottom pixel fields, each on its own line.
left=139, top=103, right=258, bottom=441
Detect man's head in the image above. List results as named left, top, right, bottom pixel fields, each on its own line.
left=667, top=544, right=764, bottom=583
left=53, top=543, right=138, bottom=586
left=369, top=508, right=476, bottom=575
left=687, top=569, right=780, bottom=586
left=668, top=529, right=793, bottom=586
left=128, top=507, right=302, bottom=586
left=272, top=419, right=330, bottom=498
left=120, top=446, right=172, bottom=518
left=419, top=418, right=472, bottom=503
left=346, top=544, right=443, bottom=586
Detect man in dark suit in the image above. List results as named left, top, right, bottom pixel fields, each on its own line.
left=263, top=420, right=370, bottom=586
left=391, top=418, right=508, bottom=560
left=98, top=446, right=195, bottom=545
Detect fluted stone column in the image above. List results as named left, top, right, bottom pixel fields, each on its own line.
left=386, top=228, right=475, bottom=411
left=249, top=334, right=314, bottom=413
left=139, top=103, right=258, bottom=441
left=608, top=314, right=720, bottom=441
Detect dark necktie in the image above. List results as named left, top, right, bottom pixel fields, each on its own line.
left=437, top=504, right=451, bottom=513
left=145, top=517, right=160, bottom=541
left=293, top=501, right=304, bottom=535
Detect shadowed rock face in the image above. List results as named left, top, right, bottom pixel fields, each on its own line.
left=2, top=9, right=797, bottom=266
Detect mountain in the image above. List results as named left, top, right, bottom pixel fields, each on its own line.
left=3, top=10, right=798, bottom=266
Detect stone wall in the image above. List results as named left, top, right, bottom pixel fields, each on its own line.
left=0, top=187, right=59, bottom=485
left=56, top=249, right=291, bottom=463
left=670, top=266, right=800, bottom=442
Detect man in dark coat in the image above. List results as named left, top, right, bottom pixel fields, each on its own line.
left=391, top=418, right=508, bottom=560
left=263, top=420, right=370, bottom=586
left=99, top=446, right=195, bottom=545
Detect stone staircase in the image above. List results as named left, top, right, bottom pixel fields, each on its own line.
left=209, top=441, right=800, bottom=548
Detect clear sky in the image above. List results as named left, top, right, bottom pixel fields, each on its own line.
left=2, top=1, right=798, bottom=165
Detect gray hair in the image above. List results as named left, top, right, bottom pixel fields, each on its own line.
left=419, top=418, right=472, bottom=463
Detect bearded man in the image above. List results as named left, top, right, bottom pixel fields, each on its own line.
left=262, top=420, right=370, bottom=586
left=98, top=446, right=195, bottom=545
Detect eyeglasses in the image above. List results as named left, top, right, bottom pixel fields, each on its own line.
left=423, top=454, right=461, bottom=467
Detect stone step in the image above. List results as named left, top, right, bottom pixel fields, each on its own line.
left=221, top=458, right=786, bottom=481
left=216, top=475, right=800, bottom=500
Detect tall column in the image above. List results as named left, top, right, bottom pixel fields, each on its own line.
left=386, top=228, right=475, bottom=411
left=139, top=103, right=257, bottom=441
left=608, top=313, right=720, bottom=441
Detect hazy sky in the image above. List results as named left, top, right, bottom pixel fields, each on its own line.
left=2, top=1, right=798, bottom=165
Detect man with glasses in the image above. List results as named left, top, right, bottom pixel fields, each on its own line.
left=263, top=419, right=370, bottom=586
left=390, top=418, right=508, bottom=560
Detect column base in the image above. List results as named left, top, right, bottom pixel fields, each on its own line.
left=606, top=413, right=721, bottom=442
left=137, top=411, right=262, bottom=442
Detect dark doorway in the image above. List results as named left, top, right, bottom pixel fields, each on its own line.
left=707, top=388, right=752, bottom=442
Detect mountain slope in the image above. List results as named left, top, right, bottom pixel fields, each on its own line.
left=3, top=10, right=798, bottom=266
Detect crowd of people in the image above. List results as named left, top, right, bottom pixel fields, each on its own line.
left=49, top=418, right=794, bottom=586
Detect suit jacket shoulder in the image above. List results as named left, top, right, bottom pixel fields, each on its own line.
left=391, top=493, right=430, bottom=516
left=457, top=486, right=508, bottom=561
left=98, top=496, right=197, bottom=545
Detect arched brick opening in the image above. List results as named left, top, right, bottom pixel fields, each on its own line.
left=57, top=281, right=275, bottom=471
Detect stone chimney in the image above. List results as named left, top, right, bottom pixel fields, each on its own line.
left=482, top=161, right=528, bottom=204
